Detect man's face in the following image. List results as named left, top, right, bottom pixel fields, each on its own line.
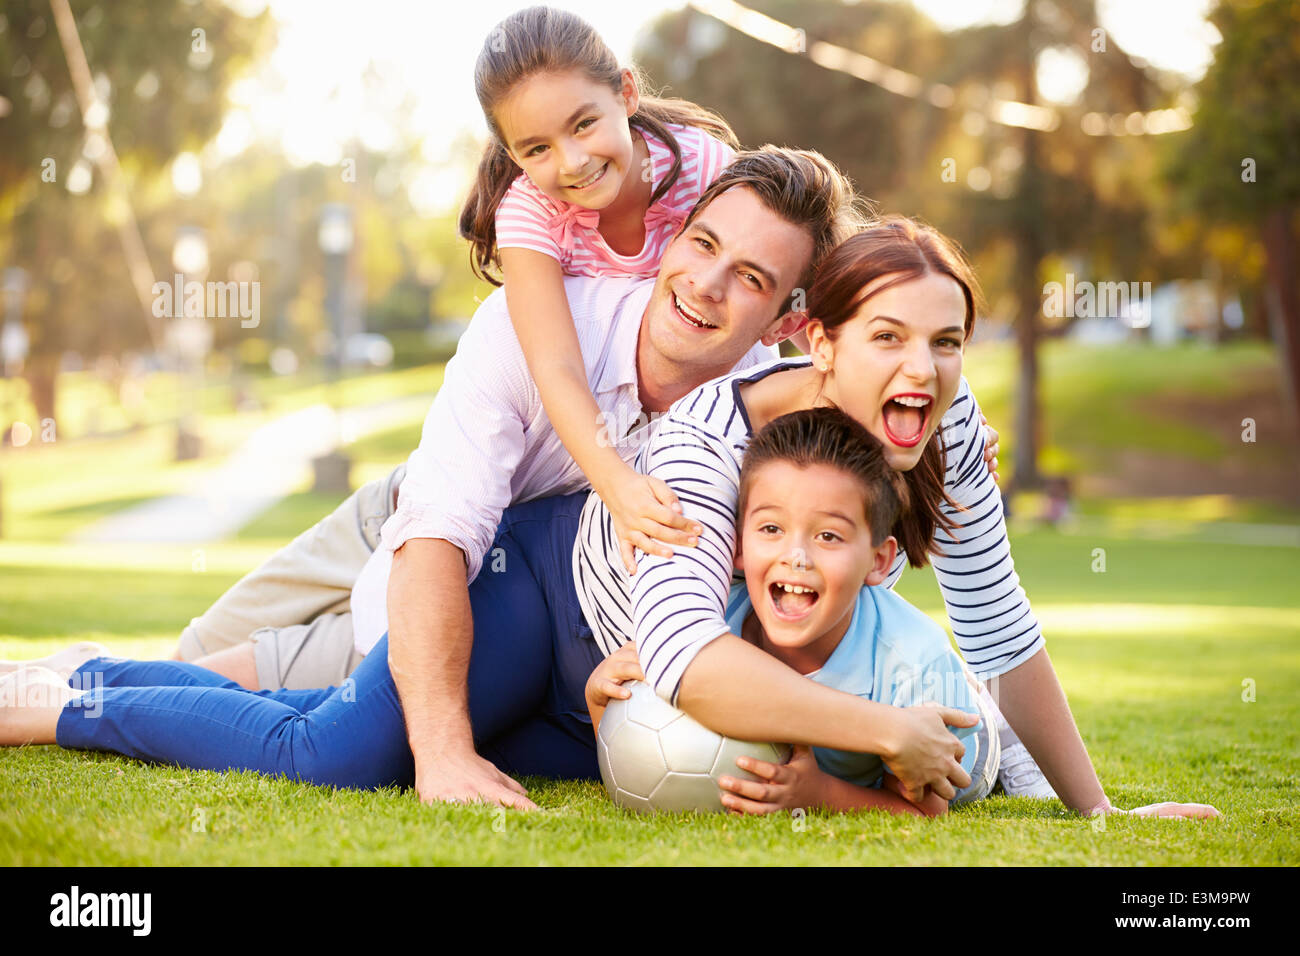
left=643, top=187, right=814, bottom=373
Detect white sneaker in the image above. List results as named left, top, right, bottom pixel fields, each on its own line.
left=997, top=739, right=1058, bottom=799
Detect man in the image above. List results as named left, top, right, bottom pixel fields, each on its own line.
left=133, top=147, right=864, bottom=805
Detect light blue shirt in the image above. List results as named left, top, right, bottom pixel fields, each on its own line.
left=725, top=581, right=982, bottom=788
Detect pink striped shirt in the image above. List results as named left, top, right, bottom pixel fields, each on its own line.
left=494, top=123, right=735, bottom=278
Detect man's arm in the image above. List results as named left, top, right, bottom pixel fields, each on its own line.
left=388, top=538, right=535, bottom=808
left=377, top=292, right=537, bottom=808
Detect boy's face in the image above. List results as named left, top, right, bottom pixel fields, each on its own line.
left=735, top=461, right=897, bottom=672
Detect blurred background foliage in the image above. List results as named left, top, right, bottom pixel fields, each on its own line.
left=0, top=0, right=1296, bottom=523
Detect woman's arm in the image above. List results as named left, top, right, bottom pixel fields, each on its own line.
left=930, top=381, right=1106, bottom=812
left=991, top=648, right=1105, bottom=813
left=500, top=247, right=698, bottom=572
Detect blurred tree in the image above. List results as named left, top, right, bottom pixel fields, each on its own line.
left=1167, top=0, right=1300, bottom=436
left=0, top=0, right=272, bottom=419
left=636, top=0, right=1186, bottom=488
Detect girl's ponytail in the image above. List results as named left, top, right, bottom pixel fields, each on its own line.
left=458, top=142, right=520, bottom=286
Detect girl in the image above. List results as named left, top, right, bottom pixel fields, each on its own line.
left=586, top=407, right=1003, bottom=818
left=458, top=6, right=746, bottom=573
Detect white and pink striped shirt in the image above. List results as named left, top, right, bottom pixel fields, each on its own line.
left=494, top=123, right=735, bottom=278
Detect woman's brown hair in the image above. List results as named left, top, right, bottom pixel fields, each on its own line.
left=803, top=216, right=986, bottom=562
left=457, top=5, right=739, bottom=285
left=738, top=407, right=934, bottom=567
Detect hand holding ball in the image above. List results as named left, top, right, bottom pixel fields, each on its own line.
left=597, top=680, right=791, bottom=812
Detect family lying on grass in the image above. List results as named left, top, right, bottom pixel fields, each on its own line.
left=0, top=7, right=1217, bottom=821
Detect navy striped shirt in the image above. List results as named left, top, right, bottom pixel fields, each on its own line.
left=572, top=357, right=1045, bottom=703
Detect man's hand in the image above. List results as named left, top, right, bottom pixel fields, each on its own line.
left=718, top=744, right=826, bottom=814
left=882, top=705, right=976, bottom=803
left=414, top=745, right=538, bottom=810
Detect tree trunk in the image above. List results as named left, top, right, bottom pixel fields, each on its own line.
left=23, top=352, right=59, bottom=427
left=1260, top=206, right=1300, bottom=440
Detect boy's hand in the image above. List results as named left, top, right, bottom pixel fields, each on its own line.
left=981, top=413, right=1000, bottom=483
left=584, top=642, right=645, bottom=712
left=717, top=744, right=825, bottom=815
left=602, top=471, right=701, bottom=575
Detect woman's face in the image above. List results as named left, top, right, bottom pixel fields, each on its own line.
left=809, top=271, right=967, bottom=472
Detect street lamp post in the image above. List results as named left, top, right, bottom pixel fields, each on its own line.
left=1, top=267, right=31, bottom=538
left=312, top=203, right=353, bottom=494
left=171, top=227, right=211, bottom=461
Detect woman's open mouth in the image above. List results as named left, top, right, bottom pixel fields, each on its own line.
left=768, top=581, right=819, bottom=620
left=881, top=394, right=933, bottom=448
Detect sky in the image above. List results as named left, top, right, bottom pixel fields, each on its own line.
left=205, top=0, right=1220, bottom=214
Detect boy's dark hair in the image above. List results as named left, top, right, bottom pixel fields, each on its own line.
left=457, top=5, right=738, bottom=285
left=738, top=407, right=952, bottom=568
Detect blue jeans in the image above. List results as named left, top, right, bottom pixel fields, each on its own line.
left=56, top=493, right=605, bottom=789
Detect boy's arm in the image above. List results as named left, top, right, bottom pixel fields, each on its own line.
left=500, top=248, right=697, bottom=572
left=718, top=746, right=947, bottom=818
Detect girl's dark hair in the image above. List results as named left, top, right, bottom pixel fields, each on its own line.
left=739, top=407, right=940, bottom=568
left=458, top=5, right=739, bottom=285
left=799, top=215, right=984, bottom=560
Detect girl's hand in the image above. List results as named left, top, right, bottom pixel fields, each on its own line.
left=981, top=413, right=1000, bottom=483
left=584, top=643, right=645, bottom=712
left=602, top=470, right=702, bottom=575
left=718, top=744, right=824, bottom=814
left=883, top=705, right=977, bottom=803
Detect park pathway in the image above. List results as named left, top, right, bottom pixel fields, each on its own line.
left=72, top=396, right=428, bottom=544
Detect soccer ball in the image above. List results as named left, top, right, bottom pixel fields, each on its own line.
left=597, top=680, right=792, bottom=813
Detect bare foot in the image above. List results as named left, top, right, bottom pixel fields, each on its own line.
left=0, top=641, right=110, bottom=680
left=0, top=667, right=84, bottom=745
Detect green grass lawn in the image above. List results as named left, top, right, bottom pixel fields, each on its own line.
left=1, top=526, right=1296, bottom=866
left=0, top=345, right=1297, bottom=865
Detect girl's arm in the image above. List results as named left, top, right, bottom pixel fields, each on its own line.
left=500, top=247, right=699, bottom=574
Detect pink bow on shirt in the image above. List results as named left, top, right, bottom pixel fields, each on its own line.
left=644, top=202, right=691, bottom=237
left=546, top=204, right=602, bottom=251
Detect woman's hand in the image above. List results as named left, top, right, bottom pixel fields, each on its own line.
left=1091, top=797, right=1221, bottom=819
left=584, top=642, right=645, bottom=714
left=881, top=705, right=977, bottom=803
left=981, top=413, right=1000, bottom=483
left=717, top=745, right=826, bottom=814
left=599, top=469, right=701, bottom=575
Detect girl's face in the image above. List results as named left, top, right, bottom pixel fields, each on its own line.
left=808, top=271, right=967, bottom=472
left=735, top=461, right=896, bottom=673
left=495, top=68, right=639, bottom=211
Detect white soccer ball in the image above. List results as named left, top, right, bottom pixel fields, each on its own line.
left=597, top=680, right=792, bottom=813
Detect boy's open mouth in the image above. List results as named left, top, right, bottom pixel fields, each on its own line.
left=881, top=393, right=932, bottom=448
left=769, top=581, right=819, bottom=619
